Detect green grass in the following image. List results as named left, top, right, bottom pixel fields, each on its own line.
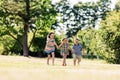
left=0, top=55, right=120, bottom=80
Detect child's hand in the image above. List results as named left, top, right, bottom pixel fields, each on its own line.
left=57, top=46, right=59, bottom=49
left=71, top=49, right=74, bottom=54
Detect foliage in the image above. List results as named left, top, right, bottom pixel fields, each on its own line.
left=76, top=27, right=103, bottom=59
left=100, top=11, right=120, bottom=64
left=114, top=0, right=120, bottom=11
left=0, top=0, right=57, bottom=56
left=52, top=0, right=111, bottom=37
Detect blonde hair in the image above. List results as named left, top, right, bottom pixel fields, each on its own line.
left=74, top=38, right=79, bottom=41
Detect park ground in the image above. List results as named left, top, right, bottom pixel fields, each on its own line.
left=0, top=55, right=120, bottom=80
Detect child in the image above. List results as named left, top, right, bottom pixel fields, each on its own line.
left=59, top=38, right=69, bottom=66
left=72, top=38, right=84, bottom=66
left=44, top=32, right=58, bottom=65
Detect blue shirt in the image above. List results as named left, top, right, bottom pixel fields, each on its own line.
left=72, top=44, right=82, bottom=55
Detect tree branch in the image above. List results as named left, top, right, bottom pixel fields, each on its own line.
left=7, top=30, right=23, bottom=49
left=28, top=30, right=36, bottom=50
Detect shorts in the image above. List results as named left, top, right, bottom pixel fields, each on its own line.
left=72, top=54, right=81, bottom=60
left=61, top=49, right=69, bottom=55
left=44, top=49, right=55, bottom=55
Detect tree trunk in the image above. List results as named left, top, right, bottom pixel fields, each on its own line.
left=23, top=0, right=30, bottom=57
left=23, top=23, right=29, bottom=57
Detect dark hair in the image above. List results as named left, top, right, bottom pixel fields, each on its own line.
left=48, top=32, right=54, bottom=38
left=62, top=38, right=67, bottom=41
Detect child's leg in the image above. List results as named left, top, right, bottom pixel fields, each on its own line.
left=51, top=52, right=55, bottom=65
left=77, top=56, right=81, bottom=65
left=73, top=54, right=77, bottom=66
left=74, top=58, right=77, bottom=66
left=63, top=53, right=67, bottom=66
left=47, top=54, right=51, bottom=65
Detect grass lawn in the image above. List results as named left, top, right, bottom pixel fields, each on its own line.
left=0, top=55, right=120, bottom=80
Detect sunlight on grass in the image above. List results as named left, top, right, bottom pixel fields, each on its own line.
left=0, top=55, right=120, bottom=80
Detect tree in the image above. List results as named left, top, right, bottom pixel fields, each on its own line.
left=114, top=0, right=120, bottom=11
left=76, top=27, right=101, bottom=59
left=52, top=0, right=111, bottom=37
left=0, top=0, right=56, bottom=56
left=100, top=11, right=120, bottom=64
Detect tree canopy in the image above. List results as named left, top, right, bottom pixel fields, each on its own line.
left=0, top=0, right=56, bottom=56
left=52, top=0, right=111, bottom=37
left=99, top=10, right=120, bottom=63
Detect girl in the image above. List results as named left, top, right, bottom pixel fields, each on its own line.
left=59, top=38, right=69, bottom=66
left=44, top=32, right=58, bottom=65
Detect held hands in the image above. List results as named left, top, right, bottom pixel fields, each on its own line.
left=56, top=45, right=59, bottom=49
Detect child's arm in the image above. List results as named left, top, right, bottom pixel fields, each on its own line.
left=82, top=48, right=85, bottom=54
left=58, top=43, right=62, bottom=48
left=71, top=48, right=75, bottom=54
left=54, top=41, right=58, bottom=49
left=46, top=35, right=50, bottom=45
left=71, top=45, right=75, bottom=54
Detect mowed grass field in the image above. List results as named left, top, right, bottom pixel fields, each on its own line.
left=0, top=55, right=120, bottom=80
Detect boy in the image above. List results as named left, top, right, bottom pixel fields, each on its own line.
left=72, top=38, right=84, bottom=66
